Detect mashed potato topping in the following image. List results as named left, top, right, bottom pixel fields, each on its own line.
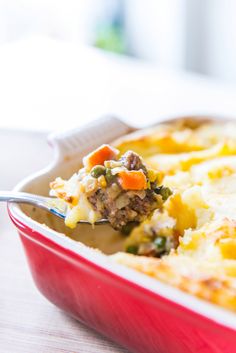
left=51, top=119, right=236, bottom=311
left=110, top=119, right=236, bottom=311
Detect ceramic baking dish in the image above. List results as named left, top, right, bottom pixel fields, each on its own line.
left=8, top=116, right=236, bottom=353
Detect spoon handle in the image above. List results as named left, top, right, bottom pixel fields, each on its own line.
left=0, top=191, right=48, bottom=204
left=0, top=191, right=108, bottom=225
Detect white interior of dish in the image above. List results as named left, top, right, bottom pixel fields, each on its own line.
left=13, top=116, right=133, bottom=254
left=9, top=115, right=236, bottom=331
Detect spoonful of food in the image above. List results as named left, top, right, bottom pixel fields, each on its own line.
left=1, top=145, right=172, bottom=230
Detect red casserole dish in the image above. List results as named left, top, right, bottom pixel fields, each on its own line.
left=8, top=116, right=236, bottom=353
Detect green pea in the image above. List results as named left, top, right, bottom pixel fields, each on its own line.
left=121, top=221, right=140, bottom=236
left=154, top=186, right=172, bottom=200
left=126, top=245, right=139, bottom=255
left=91, top=165, right=106, bottom=178
left=105, top=168, right=116, bottom=183
left=154, top=236, right=167, bottom=250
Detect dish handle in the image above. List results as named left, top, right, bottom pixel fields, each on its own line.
left=47, top=116, right=133, bottom=164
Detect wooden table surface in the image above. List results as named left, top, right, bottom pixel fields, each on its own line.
left=0, top=129, right=128, bottom=353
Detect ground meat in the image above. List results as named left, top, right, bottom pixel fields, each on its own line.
left=87, top=150, right=167, bottom=231
left=128, top=190, right=157, bottom=215
left=121, top=151, right=145, bottom=171
left=88, top=186, right=159, bottom=230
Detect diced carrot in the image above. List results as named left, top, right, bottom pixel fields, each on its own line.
left=118, top=170, right=147, bottom=190
left=83, top=144, right=119, bottom=170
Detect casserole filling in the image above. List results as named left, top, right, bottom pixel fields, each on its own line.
left=50, top=145, right=172, bottom=231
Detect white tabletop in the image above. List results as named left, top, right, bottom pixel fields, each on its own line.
left=0, top=36, right=236, bottom=132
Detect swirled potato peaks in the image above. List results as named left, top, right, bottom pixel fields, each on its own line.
left=111, top=119, right=236, bottom=311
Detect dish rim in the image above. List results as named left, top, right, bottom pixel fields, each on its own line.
left=8, top=114, right=236, bottom=332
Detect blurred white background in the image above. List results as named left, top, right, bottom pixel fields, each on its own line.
left=1, top=0, right=235, bottom=80
left=0, top=0, right=236, bottom=131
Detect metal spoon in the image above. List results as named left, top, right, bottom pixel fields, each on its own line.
left=0, top=191, right=108, bottom=225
